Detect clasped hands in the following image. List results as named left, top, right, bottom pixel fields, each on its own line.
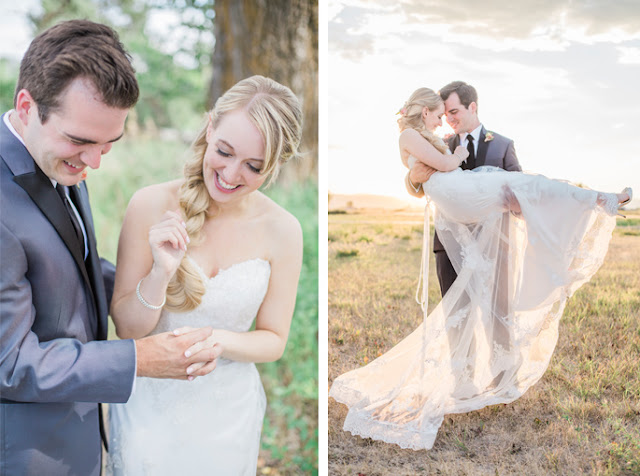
left=136, top=326, right=222, bottom=381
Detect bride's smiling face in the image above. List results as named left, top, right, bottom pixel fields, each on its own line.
left=203, top=110, right=267, bottom=203
left=422, top=103, right=445, bottom=132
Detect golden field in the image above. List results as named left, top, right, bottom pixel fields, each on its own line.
left=328, top=206, right=640, bottom=475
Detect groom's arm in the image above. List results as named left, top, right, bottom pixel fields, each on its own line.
left=503, top=139, right=522, bottom=172
left=405, top=170, right=424, bottom=198
left=0, top=225, right=219, bottom=403
left=0, top=222, right=137, bottom=404
left=100, top=258, right=116, bottom=308
left=405, top=163, right=438, bottom=198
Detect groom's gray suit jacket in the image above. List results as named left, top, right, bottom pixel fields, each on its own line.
left=0, top=115, right=136, bottom=476
left=433, top=126, right=521, bottom=252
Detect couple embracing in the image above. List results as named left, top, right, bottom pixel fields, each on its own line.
left=1, top=20, right=304, bottom=475
left=330, top=81, right=631, bottom=449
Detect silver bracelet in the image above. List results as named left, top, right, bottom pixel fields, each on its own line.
left=136, top=278, right=166, bottom=310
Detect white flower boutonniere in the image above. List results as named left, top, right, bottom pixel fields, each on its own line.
left=484, top=132, right=494, bottom=142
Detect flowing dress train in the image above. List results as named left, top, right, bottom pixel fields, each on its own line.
left=329, top=166, right=617, bottom=450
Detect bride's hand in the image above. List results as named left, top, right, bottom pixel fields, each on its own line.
left=453, top=145, right=469, bottom=165
left=148, top=210, right=189, bottom=278
left=174, top=326, right=223, bottom=379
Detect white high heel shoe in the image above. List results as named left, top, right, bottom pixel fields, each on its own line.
left=618, top=187, right=633, bottom=217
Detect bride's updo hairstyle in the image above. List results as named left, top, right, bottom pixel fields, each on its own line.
left=165, top=75, right=303, bottom=312
left=397, top=87, right=448, bottom=154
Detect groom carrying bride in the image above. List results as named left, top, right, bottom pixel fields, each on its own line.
left=404, top=80, right=522, bottom=297
left=0, top=20, right=221, bottom=476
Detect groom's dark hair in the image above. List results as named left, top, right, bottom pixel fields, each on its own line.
left=15, top=19, right=139, bottom=123
left=439, top=81, right=478, bottom=110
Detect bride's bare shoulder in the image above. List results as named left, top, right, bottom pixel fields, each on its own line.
left=399, top=128, right=421, bottom=143
left=126, top=179, right=184, bottom=217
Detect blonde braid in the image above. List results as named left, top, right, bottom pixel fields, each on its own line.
left=164, top=127, right=209, bottom=312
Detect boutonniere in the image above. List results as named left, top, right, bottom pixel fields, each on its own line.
left=484, top=132, right=494, bottom=142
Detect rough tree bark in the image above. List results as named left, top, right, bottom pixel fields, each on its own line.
left=211, top=0, right=318, bottom=182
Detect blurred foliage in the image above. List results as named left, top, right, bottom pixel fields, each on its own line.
left=259, top=181, right=319, bottom=474
left=0, top=58, right=18, bottom=112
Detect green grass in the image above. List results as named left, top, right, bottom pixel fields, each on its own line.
left=89, top=137, right=318, bottom=475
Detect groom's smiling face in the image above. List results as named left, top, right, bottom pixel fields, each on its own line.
left=444, top=92, right=478, bottom=135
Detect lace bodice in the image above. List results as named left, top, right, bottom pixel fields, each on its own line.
left=151, top=257, right=271, bottom=335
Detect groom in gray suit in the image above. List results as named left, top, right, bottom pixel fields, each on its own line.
left=0, top=20, right=220, bottom=476
left=406, top=81, right=522, bottom=297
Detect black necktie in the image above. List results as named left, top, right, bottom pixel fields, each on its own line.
left=466, top=134, right=476, bottom=169
left=56, top=184, right=85, bottom=256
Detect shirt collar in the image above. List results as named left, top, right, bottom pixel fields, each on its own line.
left=3, top=110, right=26, bottom=147
left=3, top=110, right=56, bottom=187
left=463, top=124, right=483, bottom=143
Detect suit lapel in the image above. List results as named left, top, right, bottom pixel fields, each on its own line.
left=3, top=117, right=105, bottom=338
left=4, top=125, right=95, bottom=311
left=13, top=168, right=89, bottom=279
left=476, top=126, right=488, bottom=167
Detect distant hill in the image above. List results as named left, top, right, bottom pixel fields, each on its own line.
left=328, top=193, right=639, bottom=212
left=329, top=193, right=423, bottom=211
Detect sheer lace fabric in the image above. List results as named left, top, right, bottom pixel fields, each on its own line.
left=107, top=259, right=271, bottom=475
left=330, top=166, right=616, bottom=450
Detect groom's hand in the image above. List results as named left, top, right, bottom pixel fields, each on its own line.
left=135, top=327, right=222, bottom=380
left=502, top=185, right=522, bottom=217
left=410, top=162, right=437, bottom=185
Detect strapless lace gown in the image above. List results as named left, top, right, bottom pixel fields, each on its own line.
left=107, top=258, right=271, bottom=475
left=330, top=166, right=618, bottom=450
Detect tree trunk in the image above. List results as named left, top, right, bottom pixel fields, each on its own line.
left=211, top=0, right=318, bottom=183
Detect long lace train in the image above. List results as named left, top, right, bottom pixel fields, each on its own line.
left=330, top=167, right=617, bottom=450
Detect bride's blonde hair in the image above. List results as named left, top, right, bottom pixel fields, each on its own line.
left=164, top=75, right=303, bottom=312
left=397, top=87, right=448, bottom=154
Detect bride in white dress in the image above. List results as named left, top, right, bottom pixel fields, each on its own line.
left=329, top=87, right=632, bottom=450
left=106, top=76, right=303, bottom=474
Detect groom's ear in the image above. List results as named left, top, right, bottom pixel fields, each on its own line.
left=14, top=89, right=37, bottom=125
left=469, top=101, right=478, bottom=115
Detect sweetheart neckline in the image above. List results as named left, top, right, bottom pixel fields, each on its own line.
left=185, top=256, right=270, bottom=281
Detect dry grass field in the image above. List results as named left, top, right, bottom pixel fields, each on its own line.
left=328, top=207, right=640, bottom=475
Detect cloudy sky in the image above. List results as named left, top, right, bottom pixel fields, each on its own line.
left=0, top=2, right=38, bottom=60
left=328, top=0, right=640, bottom=205
left=2, top=2, right=639, bottom=206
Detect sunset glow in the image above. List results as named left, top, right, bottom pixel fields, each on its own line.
left=329, top=0, right=640, bottom=206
